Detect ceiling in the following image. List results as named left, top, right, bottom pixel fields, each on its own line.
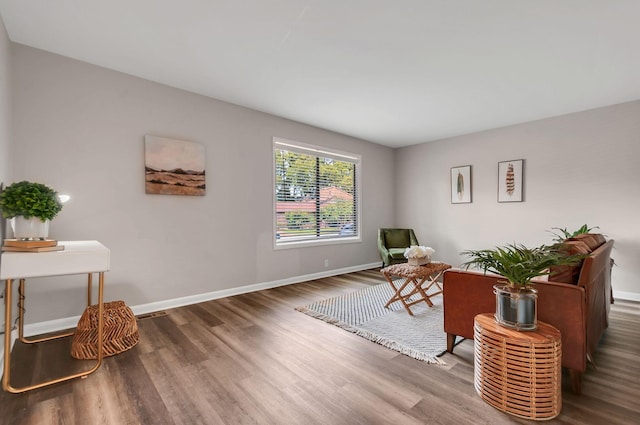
left=1, top=1, right=639, bottom=148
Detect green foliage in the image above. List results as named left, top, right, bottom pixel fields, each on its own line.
left=461, top=243, right=583, bottom=288
left=0, top=181, right=64, bottom=221
left=320, top=200, right=353, bottom=227
left=319, top=159, right=354, bottom=192
left=549, top=224, right=599, bottom=243
left=285, top=211, right=312, bottom=229
left=275, top=149, right=355, bottom=202
left=275, top=151, right=317, bottom=201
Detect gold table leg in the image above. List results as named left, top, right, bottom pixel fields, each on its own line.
left=2, top=279, right=12, bottom=392
left=2, top=273, right=105, bottom=393
left=18, top=279, right=74, bottom=344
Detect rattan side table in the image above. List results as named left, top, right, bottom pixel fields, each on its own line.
left=473, top=313, right=562, bottom=421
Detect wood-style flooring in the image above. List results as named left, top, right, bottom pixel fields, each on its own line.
left=0, top=269, right=638, bottom=424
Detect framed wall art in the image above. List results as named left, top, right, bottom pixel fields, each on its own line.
left=144, top=135, right=206, bottom=196
left=498, top=159, right=524, bottom=202
left=451, top=165, right=472, bottom=204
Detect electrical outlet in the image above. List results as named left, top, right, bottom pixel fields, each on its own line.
left=324, top=259, right=329, bottom=268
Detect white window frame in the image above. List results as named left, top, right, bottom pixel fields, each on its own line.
left=273, top=137, right=362, bottom=250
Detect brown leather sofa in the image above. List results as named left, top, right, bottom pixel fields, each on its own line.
left=443, top=238, right=614, bottom=394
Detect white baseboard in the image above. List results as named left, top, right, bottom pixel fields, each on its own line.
left=613, top=290, right=640, bottom=302
left=22, top=262, right=382, bottom=337
left=24, top=315, right=83, bottom=337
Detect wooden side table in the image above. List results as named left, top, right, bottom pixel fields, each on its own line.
left=380, top=262, right=451, bottom=315
left=1, top=240, right=110, bottom=393
left=473, top=313, right=562, bottom=420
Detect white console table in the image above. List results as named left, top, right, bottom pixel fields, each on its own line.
left=1, top=240, right=110, bottom=393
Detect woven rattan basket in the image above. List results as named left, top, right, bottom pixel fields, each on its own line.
left=71, top=300, right=140, bottom=359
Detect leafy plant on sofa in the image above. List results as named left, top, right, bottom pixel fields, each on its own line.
left=461, top=243, right=583, bottom=289
left=0, top=180, right=64, bottom=221
left=549, top=224, right=599, bottom=243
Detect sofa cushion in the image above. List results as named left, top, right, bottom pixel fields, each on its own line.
left=549, top=240, right=592, bottom=284
left=569, top=233, right=606, bottom=251
left=388, top=248, right=407, bottom=259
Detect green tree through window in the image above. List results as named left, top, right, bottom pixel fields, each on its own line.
left=274, top=138, right=359, bottom=246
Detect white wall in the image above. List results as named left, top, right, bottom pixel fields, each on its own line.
left=396, top=101, right=640, bottom=300
left=0, top=13, right=12, bottom=334
left=0, top=14, right=10, bottom=192
left=11, top=44, right=395, bottom=323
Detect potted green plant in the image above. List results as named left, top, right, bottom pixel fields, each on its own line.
left=0, top=180, right=64, bottom=240
left=549, top=224, right=599, bottom=243
left=461, top=243, right=582, bottom=330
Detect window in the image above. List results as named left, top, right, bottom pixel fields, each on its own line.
left=274, top=137, right=360, bottom=248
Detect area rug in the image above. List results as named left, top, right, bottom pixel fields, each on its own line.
left=295, top=282, right=448, bottom=364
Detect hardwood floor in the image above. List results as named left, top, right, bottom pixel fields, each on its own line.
left=1, top=269, right=638, bottom=424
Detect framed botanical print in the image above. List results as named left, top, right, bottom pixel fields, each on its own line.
left=451, top=165, right=472, bottom=204
left=498, top=159, right=524, bottom=202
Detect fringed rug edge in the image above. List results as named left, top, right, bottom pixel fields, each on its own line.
left=295, top=305, right=446, bottom=365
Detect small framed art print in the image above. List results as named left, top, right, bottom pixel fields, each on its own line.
left=498, top=159, right=524, bottom=202
left=451, top=165, right=471, bottom=204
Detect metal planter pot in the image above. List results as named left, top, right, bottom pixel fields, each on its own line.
left=493, top=284, right=538, bottom=331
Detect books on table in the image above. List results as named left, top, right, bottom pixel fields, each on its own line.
left=2, top=239, right=65, bottom=252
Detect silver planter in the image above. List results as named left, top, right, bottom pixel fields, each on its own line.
left=493, top=284, right=538, bottom=331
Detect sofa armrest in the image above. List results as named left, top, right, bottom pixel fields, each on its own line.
left=531, top=278, right=587, bottom=372
left=443, top=269, right=497, bottom=340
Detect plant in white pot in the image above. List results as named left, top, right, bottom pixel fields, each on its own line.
left=0, top=181, right=64, bottom=240
left=461, top=243, right=582, bottom=330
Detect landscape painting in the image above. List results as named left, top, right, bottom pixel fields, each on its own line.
left=144, top=135, right=206, bottom=196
